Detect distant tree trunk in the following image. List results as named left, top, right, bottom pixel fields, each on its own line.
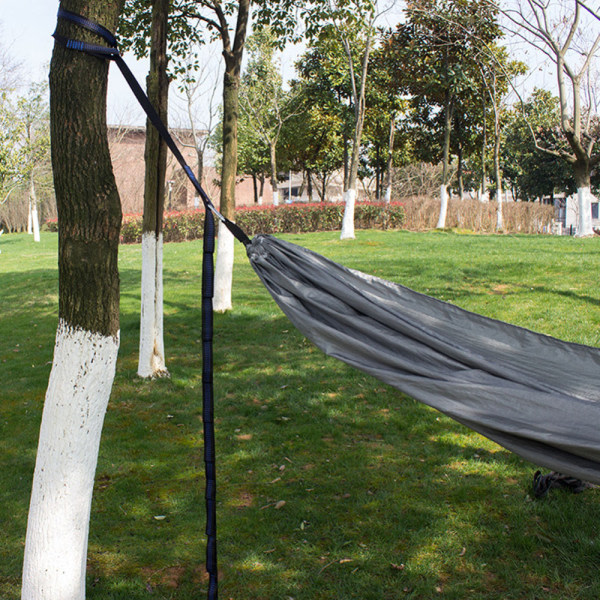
left=252, top=172, right=258, bottom=203
left=306, top=168, right=314, bottom=202
left=138, top=0, right=169, bottom=379
left=29, top=174, right=40, bottom=243
left=573, top=158, right=594, bottom=236
left=259, top=174, right=265, bottom=205
left=213, top=0, right=250, bottom=312
left=270, top=140, right=279, bottom=206
left=436, top=91, right=453, bottom=229
left=22, top=1, right=123, bottom=598
left=384, top=112, right=395, bottom=204
left=457, top=139, right=464, bottom=200
left=480, top=92, right=489, bottom=202
left=341, top=26, right=373, bottom=240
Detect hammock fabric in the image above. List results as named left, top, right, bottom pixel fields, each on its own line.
left=248, top=234, right=600, bottom=485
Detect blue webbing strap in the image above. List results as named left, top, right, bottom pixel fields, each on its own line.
left=53, top=8, right=232, bottom=599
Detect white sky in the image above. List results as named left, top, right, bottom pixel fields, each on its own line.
left=1, top=0, right=150, bottom=125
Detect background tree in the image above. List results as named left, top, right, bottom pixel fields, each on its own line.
left=21, top=1, right=124, bottom=598
left=397, top=0, right=502, bottom=227
left=139, top=0, right=170, bottom=379
left=239, top=27, right=294, bottom=206
left=503, top=88, right=575, bottom=201
left=494, top=0, right=600, bottom=236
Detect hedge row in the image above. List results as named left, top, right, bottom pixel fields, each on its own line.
left=117, top=202, right=406, bottom=244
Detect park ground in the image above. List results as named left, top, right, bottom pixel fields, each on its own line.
left=1, top=229, right=600, bottom=599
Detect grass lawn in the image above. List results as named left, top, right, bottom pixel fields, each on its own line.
left=1, top=229, right=600, bottom=599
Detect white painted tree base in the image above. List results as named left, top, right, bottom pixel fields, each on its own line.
left=575, top=186, right=596, bottom=237
left=213, top=223, right=234, bottom=313
left=340, top=188, right=357, bottom=240
left=22, top=320, right=119, bottom=600
left=436, top=185, right=448, bottom=229
left=31, top=203, right=40, bottom=243
left=138, top=232, right=168, bottom=378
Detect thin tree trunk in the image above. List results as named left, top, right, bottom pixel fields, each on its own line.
left=436, top=92, right=453, bottom=229
left=22, top=2, right=123, bottom=598
left=252, top=172, right=258, bottom=204
left=307, top=168, right=313, bottom=202
left=270, top=140, right=279, bottom=206
left=341, top=25, right=374, bottom=240
left=480, top=92, right=488, bottom=202
left=138, top=0, right=169, bottom=378
left=29, top=174, right=40, bottom=243
left=384, top=112, right=395, bottom=204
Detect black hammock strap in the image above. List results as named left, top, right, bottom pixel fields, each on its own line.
left=51, top=8, right=247, bottom=599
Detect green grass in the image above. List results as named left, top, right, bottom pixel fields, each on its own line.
left=1, top=229, right=600, bottom=599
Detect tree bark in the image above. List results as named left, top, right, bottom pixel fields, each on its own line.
left=270, top=140, right=279, bottom=206
left=213, top=0, right=250, bottom=312
left=22, top=1, right=123, bottom=598
left=138, top=0, right=169, bottom=378
left=436, top=91, right=453, bottom=229
left=384, top=112, right=395, bottom=204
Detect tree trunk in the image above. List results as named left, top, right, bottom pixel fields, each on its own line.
left=307, top=168, right=313, bottom=202
left=138, top=0, right=169, bottom=379
left=480, top=92, right=489, bottom=202
left=252, top=172, right=258, bottom=204
left=436, top=92, right=453, bottom=229
left=384, top=112, right=395, bottom=204
left=270, top=140, right=279, bottom=206
left=341, top=27, right=373, bottom=240
left=457, top=140, right=464, bottom=201
left=22, top=2, right=123, bottom=598
left=214, top=0, right=249, bottom=312
left=29, top=174, right=40, bottom=243
left=259, top=174, right=265, bottom=205
left=573, top=158, right=595, bottom=237
left=196, top=145, right=204, bottom=189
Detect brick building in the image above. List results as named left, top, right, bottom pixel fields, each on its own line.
left=108, top=125, right=274, bottom=214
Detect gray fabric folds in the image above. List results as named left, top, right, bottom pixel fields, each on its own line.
left=247, top=234, right=600, bottom=484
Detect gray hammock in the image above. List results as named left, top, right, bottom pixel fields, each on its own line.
left=248, top=234, right=600, bottom=485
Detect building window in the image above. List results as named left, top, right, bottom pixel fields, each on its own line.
left=592, top=202, right=599, bottom=220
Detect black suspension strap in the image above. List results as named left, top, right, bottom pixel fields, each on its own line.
left=51, top=8, right=251, bottom=599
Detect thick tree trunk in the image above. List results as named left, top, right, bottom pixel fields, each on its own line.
left=436, top=93, right=453, bottom=229
left=138, top=0, right=169, bottom=378
left=22, top=2, right=123, bottom=598
left=214, top=66, right=240, bottom=312
left=573, top=159, right=595, bottom=237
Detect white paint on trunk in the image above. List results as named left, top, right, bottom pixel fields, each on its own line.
left=31, top=203, right=40, bottom=243
left=272, top=189, right=280, bottom=207
left=258, top=195, right=263, bottom=206
left=213, top=222, right=234, bottom=312
left=496, top=189, right=503, bottom=231
left=384, top=185, right=392, bottom=204
left=340, top=188, right=357, bottom=240
left=575, top=186, right=595, bottom=237
left=436, top=185, right=448, bottom=229
left=27, top=201, right=32, bottom=234
left=22, top=320, right=119, bottom=600
left=138, top=232, right=168, bottom=378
